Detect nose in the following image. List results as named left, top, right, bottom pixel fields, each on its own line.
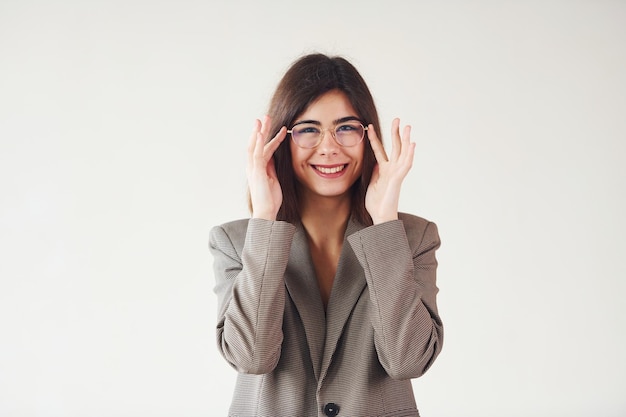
left=317, top=128, right=339, bottom=154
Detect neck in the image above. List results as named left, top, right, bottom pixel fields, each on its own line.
left=299, top=193, right=352, bottom=247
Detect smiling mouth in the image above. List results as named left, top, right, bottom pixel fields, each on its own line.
left=314, top=164, right=346, bottom=174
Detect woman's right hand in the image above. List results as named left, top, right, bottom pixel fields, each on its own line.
left=247, top=115, right=287, bottom=220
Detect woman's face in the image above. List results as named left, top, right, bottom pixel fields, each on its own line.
left=289, top=90, right=365, bottom=202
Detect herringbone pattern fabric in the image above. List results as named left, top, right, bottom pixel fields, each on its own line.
left=209, top=214, right=443, bottom=417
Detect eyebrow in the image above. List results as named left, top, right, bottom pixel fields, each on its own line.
left=292, top=116, right=363, bottom=127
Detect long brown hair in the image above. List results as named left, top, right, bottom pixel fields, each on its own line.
left=254, top=53, right=382, bottom=226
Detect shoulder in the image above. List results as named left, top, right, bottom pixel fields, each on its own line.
left=398, top=212, right=431, bottom=229
left=398, top=212, right=440, bottom=249
left=209, top=218, right=250, bottom=255
left=209, top=218, right=297, bottom=255
left=211, top=218, right=250, bottom=238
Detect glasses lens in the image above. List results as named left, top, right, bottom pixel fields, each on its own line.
left=334, top=122, right=365, bottom=146
left=291, top=124, right=320, bottom=148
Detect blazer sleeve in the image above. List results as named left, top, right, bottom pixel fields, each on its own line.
left=347, top=217, right=443, bottom=380
left=209, top=218, right=296, bottom=374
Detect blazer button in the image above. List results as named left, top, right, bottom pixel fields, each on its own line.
left=323, top=402, right=340, bottom=417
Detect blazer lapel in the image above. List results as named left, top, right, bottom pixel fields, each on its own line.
left=319, top=217, right=367, bottom=382
left=283, top=225, right=326, bottom=381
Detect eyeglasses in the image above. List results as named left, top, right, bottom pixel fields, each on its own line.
left=287, top=120, right=368, bottom=149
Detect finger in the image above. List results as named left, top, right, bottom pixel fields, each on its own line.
left=367, top=124, right=388, bottom=163
left=260, top=115, right=272, bottom=142
left=404, top=141, right=416, bottom=172
left=248, top=119, right=262, bottom=153
left=266, top=154, right=278, bottom=178
left=396, top=137, right=416, bottom=177
left=253, top=130, right=266, bottom=163
left=390, top=118, right=402, bottom=162
left=247, top=119, right=263, bottom=174
left=264, top=126, right=287, bottom=157
left=398, top=124, right=412, bottom=163
left=370, top=162, right=380, bottom=184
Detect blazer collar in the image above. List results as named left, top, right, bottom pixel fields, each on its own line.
left=283, top=217, right=367, bottom=383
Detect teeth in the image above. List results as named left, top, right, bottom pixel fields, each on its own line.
left=316, top=165, right=345, bottom=174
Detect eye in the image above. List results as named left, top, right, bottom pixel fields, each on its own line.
left=336, top=123, right=361, bottom=133
left=294, top=125, right=320, bottom=135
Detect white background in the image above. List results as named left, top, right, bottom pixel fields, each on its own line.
left=1, top=1, right=625, bottom=416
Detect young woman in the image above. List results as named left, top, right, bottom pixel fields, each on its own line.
left=209, top=53, right=443, bottom=417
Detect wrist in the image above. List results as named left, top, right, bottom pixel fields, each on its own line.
left=371, top=213, right=398, bottom=225
left=252, top=208, right=279, bottom=221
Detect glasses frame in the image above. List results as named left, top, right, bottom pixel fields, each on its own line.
left=287, top=120, right=368, bottom=149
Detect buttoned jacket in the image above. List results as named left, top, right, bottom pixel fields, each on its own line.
left=209, top=213, right=443, bottom=417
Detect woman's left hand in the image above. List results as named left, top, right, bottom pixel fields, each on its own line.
left=365, top=118, right=416, bottom=225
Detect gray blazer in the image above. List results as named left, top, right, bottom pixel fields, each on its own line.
left=209, top=213, right=443, bottom=417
